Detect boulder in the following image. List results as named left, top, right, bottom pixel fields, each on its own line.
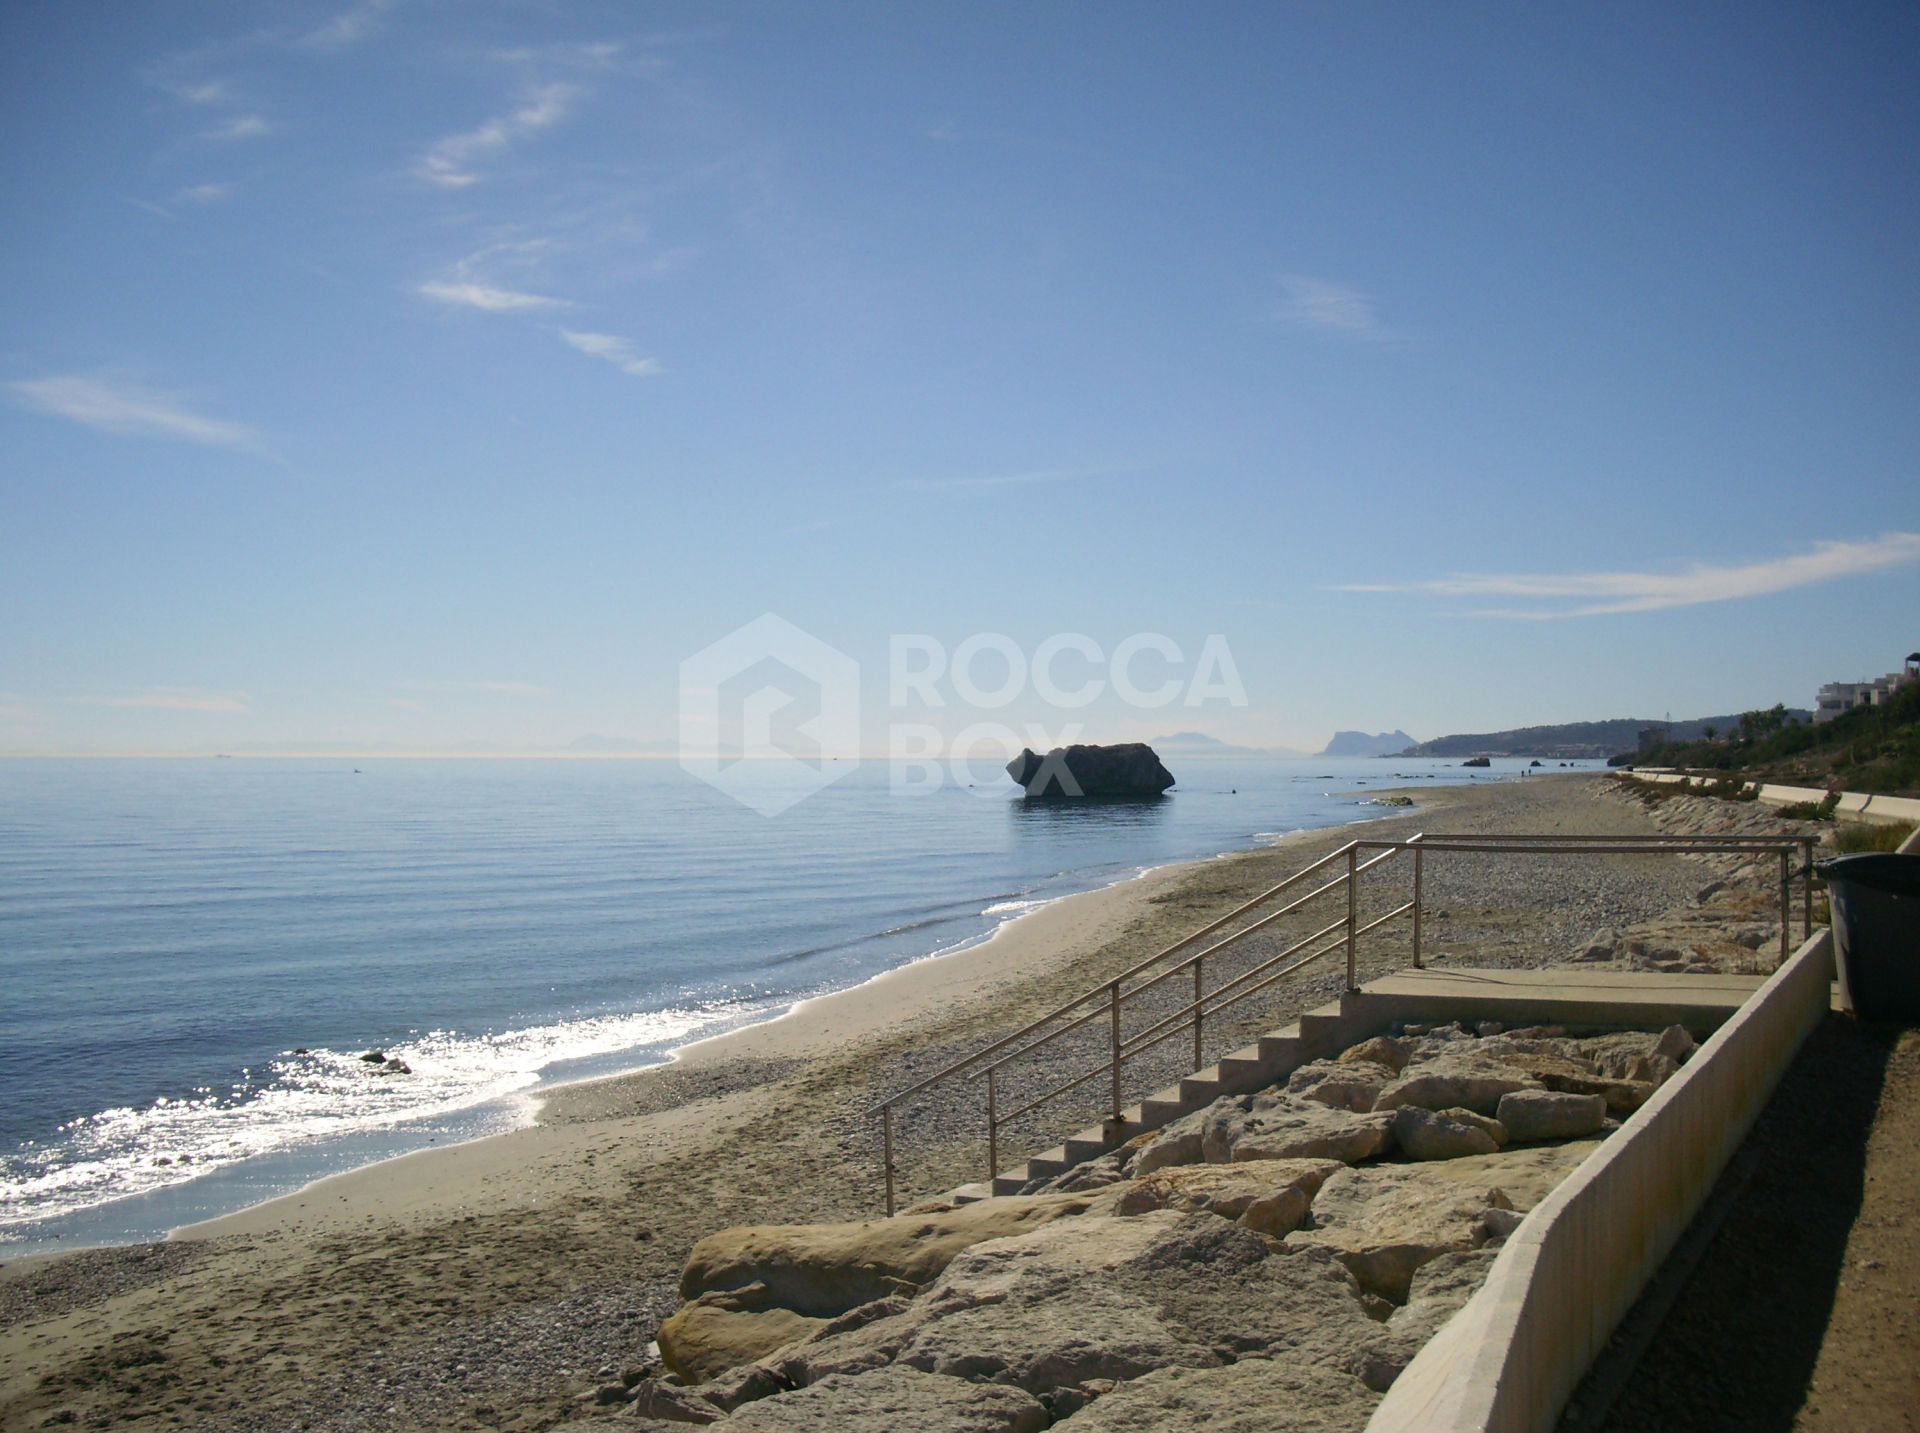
left=1286, top=1165, right=1516, bottom=1303
left=1389, top=1107, right=1502, bottom=1161
left=1373, top=1140, right=1602, bottom=1213
left=1288, top=1060, right=1395, bottom=1113
left=1372, top=1057, right=1540, bottom=1117
left=720, top=1367, right=1048, bottom=1432
left=1534, top=1071, right=1656, bottom=1114
left=775, top=1212, right=1384, bottom=1401
left=1050, top=1355, right=1380, bottom=1431
left=1339, top=1035, right=1413, bottom=1074
left=1192, top=1097, right=1394, bottom=1165
left=658, top=1286, right=828, bottom=1383
left=625, top=1380, right=726, bottom=1424
left=1132, top=1130, right=1204, bottom=1178
left=1113, top=1159, right=1341, bottom=1236
left=1494, top=1091, right=1608, bottom=1143
left=678, top=1190, right=1112, bottom=1317
left=1356, top=1250, right=1501, bottom=1392
left=1005, top=743, right=1175, bottom=799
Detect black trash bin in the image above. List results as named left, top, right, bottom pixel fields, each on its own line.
left=1816, top=853, right=1920, bottom=1022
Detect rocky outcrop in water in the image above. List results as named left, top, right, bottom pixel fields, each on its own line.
left=1004, top=744, right=1175, bottom=799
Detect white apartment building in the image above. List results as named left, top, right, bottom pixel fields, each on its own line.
left=1814, top=652, right=1920, bottom=722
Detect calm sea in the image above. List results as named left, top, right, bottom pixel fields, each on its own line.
left=0, top=754, right=1581, bottom=1252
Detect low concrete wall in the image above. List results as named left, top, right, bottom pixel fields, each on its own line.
left=1368, top=926, right=1837, bottom=1433
left=1619, top=771, right=1920, bottom=824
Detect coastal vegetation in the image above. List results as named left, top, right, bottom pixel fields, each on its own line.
left=1631, top=683, right=1920, bottom=797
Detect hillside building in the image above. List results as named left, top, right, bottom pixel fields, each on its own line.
left=1814, top=652, right=1920, bottom=722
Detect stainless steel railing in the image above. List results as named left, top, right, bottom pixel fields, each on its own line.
left=871, top=830, right=1818, bottom=1214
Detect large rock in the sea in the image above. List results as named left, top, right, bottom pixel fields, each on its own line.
left=1005, top=743, right=1175, bottom=799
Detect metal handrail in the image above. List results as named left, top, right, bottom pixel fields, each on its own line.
left=873, top=829, right=1818, bottom=1213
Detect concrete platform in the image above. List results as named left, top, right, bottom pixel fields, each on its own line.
left=1352, top=965, right=1769, bottom=1034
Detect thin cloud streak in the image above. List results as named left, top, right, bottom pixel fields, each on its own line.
left=417, top=280, right=571, bottom=312
left=1276, top=273, right=1395, bottom=341
left=398, top=680, right=550, bottom=696
left=1337, top=533, right=1920, bottom=619
left=203, top=113, right=271, bottom=142
left=891, top=466, right=1121, bottom=494
left=82, top=690, right=252, bottom=714
left=416, top=83, right=577, bottom=188
left=561, top=330, right=662, bottom=377
left=9, top=375, right=266, bottom=455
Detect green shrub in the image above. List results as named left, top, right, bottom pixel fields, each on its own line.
left=1832, top=821, right=1915, bottom=854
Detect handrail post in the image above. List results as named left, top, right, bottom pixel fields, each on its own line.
left=1412, top=843, right=1425, bottom=969
left=1193, top=955, right=1205, bottom=1069
left=987, top=1066, right=998, bottom=1185
left=1802, top=836, right=1814, bottom=939
left=1778, top=848, right=1790, bottom=968
left=882, top=1105, right=896, bottom=1217
left=1344, top=846, right=1359, bottom=991
left=1109, top=980, right=1123, bottom=1125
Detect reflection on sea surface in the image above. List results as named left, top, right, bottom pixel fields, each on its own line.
left=1006, top=794, right=1172, bottom=834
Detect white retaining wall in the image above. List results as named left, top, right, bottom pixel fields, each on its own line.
left=1368, top=926, right=1837, bottom=1433
left=1621, top=771, right=1920, bottom=825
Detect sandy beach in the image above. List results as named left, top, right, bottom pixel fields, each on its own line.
left=0, top=776, right=1724, bottom=1431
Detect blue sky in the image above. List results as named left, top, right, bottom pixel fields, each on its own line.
left=3, top=1, right=1917, bottom=756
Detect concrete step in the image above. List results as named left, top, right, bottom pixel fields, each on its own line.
left=1022, top=1145, right=1071, bottom=1181
left=950, top=1182, right=994, bottom=1204
left=990, top=1173, right=1030, bottom=1197
left=1179, top=1065, right=1228, bottom=1103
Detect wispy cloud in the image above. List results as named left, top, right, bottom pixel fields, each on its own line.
left=300, top=0, right=395, bottom=51
left=1337, top=533, right=1920, bottom=619
left=560, top=330, right=662, bottom=377
left=416, top=83, right=578, bottom=188
left=1275, top=273, right=1396, bottom=341
left=171, top=79, right=230, bottom=106
left=174, top=181, right=234, bottom=205
left=202, top=113, right=271, bottom=142
left=9, top=375, right=266, bottom=455
left=417, top=280, right=571, bottom=312
left=82, top=689, right=252, bottom=714
left=398, top=679, right=550, bottom=696
left=890, top=466, right=1120, bottom=494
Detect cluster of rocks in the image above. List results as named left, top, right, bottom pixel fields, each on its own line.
left=560, top=1020, right=1696, bottom=1432
left=1583, top=784, right=1824, bottom=975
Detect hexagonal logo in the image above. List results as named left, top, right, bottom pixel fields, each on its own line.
left=678, top=613, right=862, bottom=816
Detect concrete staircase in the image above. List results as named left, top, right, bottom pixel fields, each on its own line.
left=977, top=996, right=1358, bottom=1198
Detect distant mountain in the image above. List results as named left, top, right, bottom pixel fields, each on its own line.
left=1149, top=732, right=1311, bottom=758
left=1320, top=730, right=1416, bottom=758
left=1405, top=713, right=1814, bottom=759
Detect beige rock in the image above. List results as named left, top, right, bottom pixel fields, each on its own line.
left=1052, top=1355, right=1380, bottom=1431
left=658, top=1288, right=828, bottom=1383
left=1288, top=1060, right=1394, bottom=1113
left=625, top=1379, right=726, bottom=1424
left=1132, top=1129, right=1204, bottom=1177
left=721, top=1367, right=1048, bottom=1432
left=1536, top=1070, right=1656, bottom=1113
left=1286, top=1165, right=1515, bottom=1302
left=1222, top=1100, right=1396, bottom=1165
left=1113, top=1158, right=1340, bottom=1237
left=1389, top=1106, right=1501, bottom=1161
left=1339, top=1035, right=1413, bottom=1073
left=1495, top=1090, right=1608, bottom=1142
left=677, top=1190, right=1113, bottom=1317
left=1372, top=1057, right=1539, bottom=1117
left=1376, top=1139, right=1601, bottom=1211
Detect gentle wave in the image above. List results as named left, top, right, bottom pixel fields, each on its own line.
left=0, top=1002, right=739, bottom=1237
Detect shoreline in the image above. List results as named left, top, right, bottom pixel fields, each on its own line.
left=164, top=784, right=1460, bottom=1245
left=0, top=781, right=1477, bottom=1261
